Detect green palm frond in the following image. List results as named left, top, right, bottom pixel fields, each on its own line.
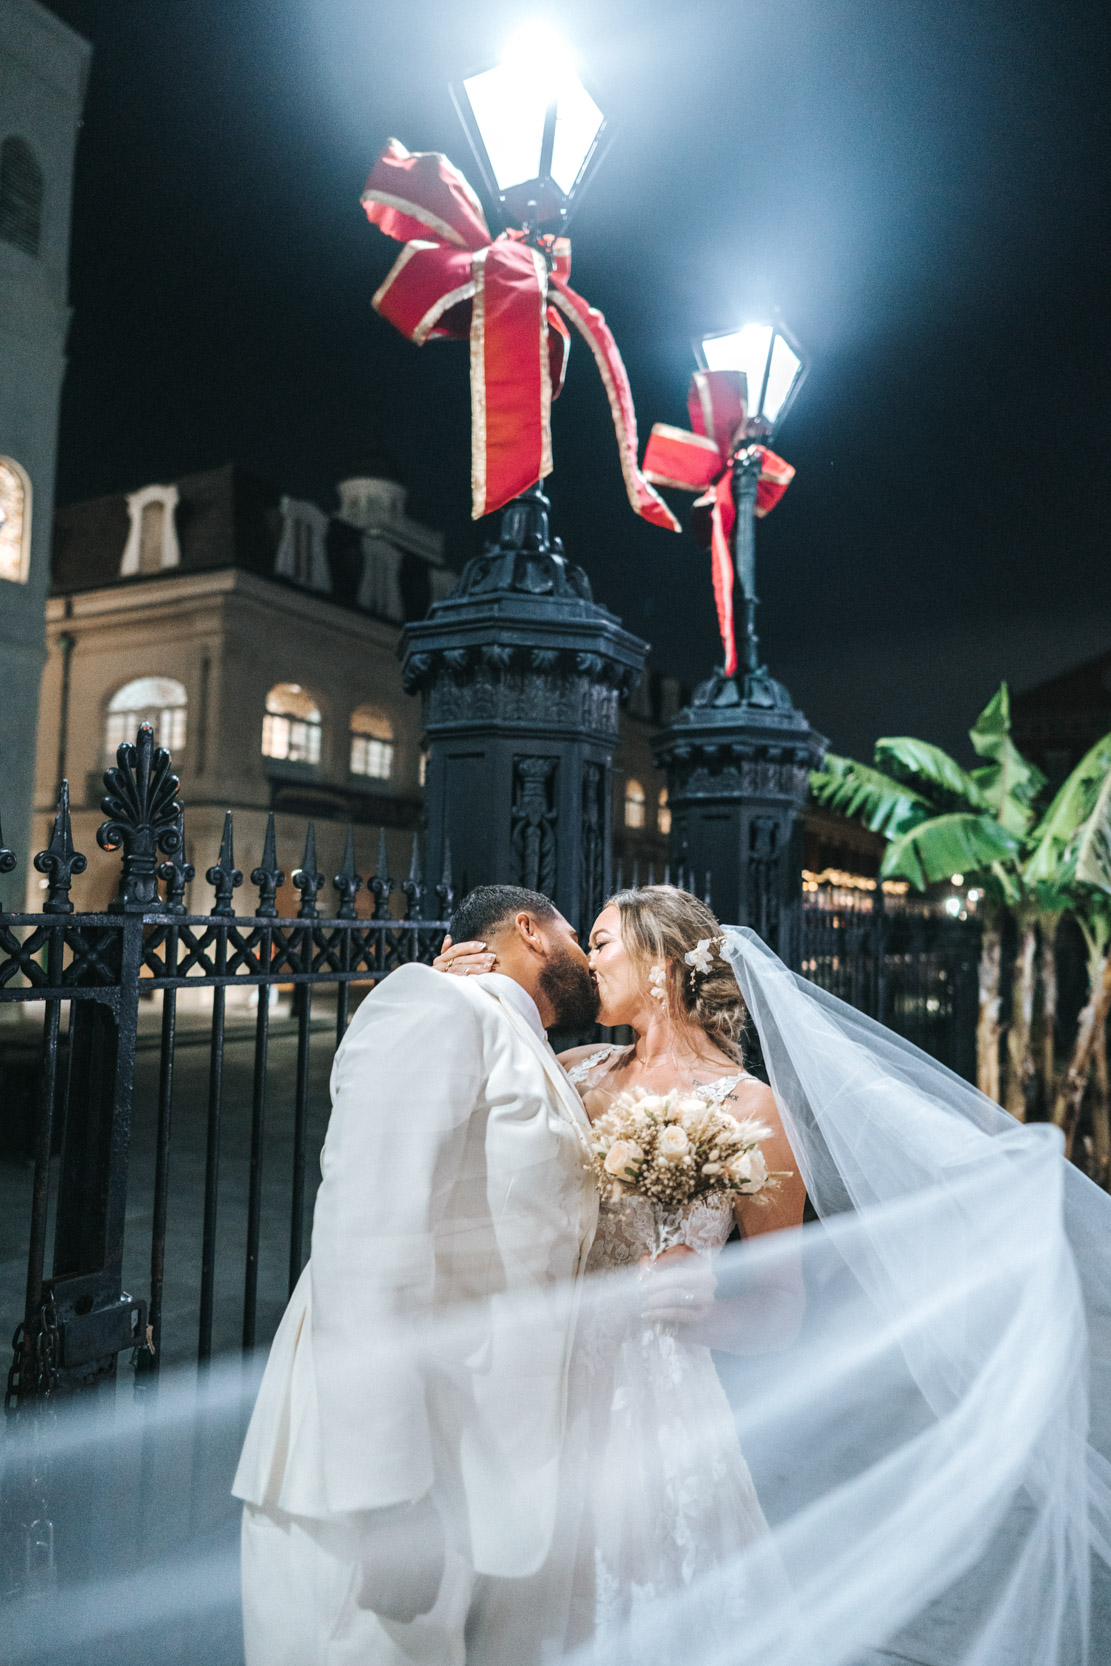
left=809, top=754, right=933, bottom=840
left=873, top=737, right=991, bottom=812
left=879, top=813, right=1021, bottom=892
left=967, top=683, right=1046, bottom=836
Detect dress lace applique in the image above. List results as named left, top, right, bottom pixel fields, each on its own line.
left=561, top=1057, right=769, bottom=1645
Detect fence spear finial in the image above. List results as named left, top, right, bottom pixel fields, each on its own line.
left=402, top=833, right=425, bottom=920
left=370, top=827, right=394, bottom=920
left=435, top=837, right=454, bottom=919
left=35, top=780, right=87, bottom=915
left=334, top=825, right=363, bottom=920
left=294, top=821, right=324, bottom=920
left=250, top=811, right=285, bottom=917
left=207, top=811, right=243, bottom=917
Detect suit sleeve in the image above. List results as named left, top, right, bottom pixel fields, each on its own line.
left=309, top=964, right=484, bottom=1512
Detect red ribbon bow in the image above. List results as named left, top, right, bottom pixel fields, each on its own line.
left=642, top=370, right=795, bottom=676
left=361, top=140, right=680, bottom=531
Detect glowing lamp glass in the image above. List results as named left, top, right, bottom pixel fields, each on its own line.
left=699, top=322, right=806, bottom=430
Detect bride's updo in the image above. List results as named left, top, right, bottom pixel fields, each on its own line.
left=607, top=885, right=747, bottom=1063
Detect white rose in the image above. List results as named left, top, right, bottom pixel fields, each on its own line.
left=657, top=1125, right=690, bottom=1162
left=729, top=1148, right=767, bottom=1190
left=603, top=1140, right=645, bottom=1177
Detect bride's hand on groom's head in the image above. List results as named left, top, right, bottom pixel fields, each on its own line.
left=433, top=935, right=498, bottom=977
left=638, top=1246, right=717, bottom=1325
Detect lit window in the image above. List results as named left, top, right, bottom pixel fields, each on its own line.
left=418, top=749, right=428, bottom=788
left=262, top=682, right=322, bottom=764
left=350, top=705, right=394, bottom=780
left=0, top=457, right=31, bottom=583
left=657, top=787, right=671, bottom=835
left=624, top=777, right=646, bottom=829
left=0, top=138, right=43, bottom=258
left=106, top=676, right=188, bottom=762
left=138, top=501, right=166, bottom=573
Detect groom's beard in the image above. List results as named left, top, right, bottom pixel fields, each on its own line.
left=539, top=949, right=600, bottom=1031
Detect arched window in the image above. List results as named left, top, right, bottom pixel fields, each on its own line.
left=0, top=456, right=31, bottom=584
left=349, top=706, right=394, bottom=780
left=0, top=137, right=44, bottom=257
left=657, top=787, right=671, bottom=835
left=262, top=683, right=322, bottom=764
left=106, top=676, right=188, bottom=761
left=624, top=777, right=646, bottom=829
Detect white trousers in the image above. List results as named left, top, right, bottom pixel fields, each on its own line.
left=241, top=1502, right=577, bottom=1665
left=241, top=1503, right=475, bottom=1666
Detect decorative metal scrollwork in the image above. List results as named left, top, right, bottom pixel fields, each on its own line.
left=97, top=723, right=182, bottom=912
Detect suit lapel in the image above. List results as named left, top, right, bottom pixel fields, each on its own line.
left=471, top=976, right=594, bottom=1134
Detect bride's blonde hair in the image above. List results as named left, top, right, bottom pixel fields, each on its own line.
left=606, top=885, right=747, bottom=1063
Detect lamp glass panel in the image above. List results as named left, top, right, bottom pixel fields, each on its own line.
left=701, top=324, right=774, bottom=406
left=463, top=63, right=546, bottom=190
left=550, top=77, right=603, bottom=195
left=763, top=332, right=802, bottom=424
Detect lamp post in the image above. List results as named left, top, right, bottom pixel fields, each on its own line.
left=401, top=29, right=648, bottom=935
left=652, top=319, right=824, bottom=959
left=697, top=321, right=806, bottom=689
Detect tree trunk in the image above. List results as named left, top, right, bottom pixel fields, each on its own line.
left=976, top=918, right=1003, bottom=1103
left=1005, top=911, right=1038, bottom=1120
left=1052, top=953, right=1111, bottom=1149
left=1037, top=913, right=1061, bottom=1118
left=1092, top=1019, right=1111, bottom=1189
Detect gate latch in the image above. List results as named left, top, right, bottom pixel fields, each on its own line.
left=57, top=1295, right=147, bottom=1370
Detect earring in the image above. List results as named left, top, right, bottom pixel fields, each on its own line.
left=648, top=964, right=668, bottom=1008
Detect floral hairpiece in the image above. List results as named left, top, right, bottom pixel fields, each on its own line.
left=684, top=936, right=724, bottom=991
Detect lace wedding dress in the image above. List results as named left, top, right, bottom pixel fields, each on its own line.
left=560, top=1044, right=772, bottom=1650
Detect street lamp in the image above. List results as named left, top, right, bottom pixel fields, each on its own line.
left=452, top=23, right=611, bottom=236
left=696, top=321, right=807, bottom=441
left=696, top=320, right=808, bottom=684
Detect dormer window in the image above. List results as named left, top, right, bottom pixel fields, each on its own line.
left=121, top=485, right=181, bottom=575
left=275, top=498, right=331, bottom=594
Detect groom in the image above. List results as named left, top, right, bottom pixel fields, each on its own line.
left=233, top=885, right=600, bottom=1665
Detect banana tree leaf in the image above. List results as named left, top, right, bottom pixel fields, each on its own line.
left=873, top=737, right=991, bottom=812
left=1025, top=731, right=1111, bottom=886
left=809, top=754, right=933, bottom=840
left=967, top=683, right=1045, bottom=835
left=1073, top=766, right=1111, bottom=896
left=879, top=813, right=1020, bottom=891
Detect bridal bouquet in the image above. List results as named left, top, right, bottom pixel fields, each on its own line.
left=586, top=1089, right=776, bottom=1255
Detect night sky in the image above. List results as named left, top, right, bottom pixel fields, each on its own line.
left=42, top=0, right=1111, bottom=763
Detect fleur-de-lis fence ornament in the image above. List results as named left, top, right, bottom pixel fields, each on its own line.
left=156, top=807, right=195, bottom=914
left=333, top=826, right=363, bottom=920
left=370, top=827, right=393, bottom=921
left=206, top=812, right=243, bottom=916
left=97, top=724, right=182, bottom=912
left=250, top=813, right=285, bottom=918
left=34, top=780, right=88, bottom=915
left=402, top=834, right=425, bottom=921
left=293, top=823, right=325, bottom=920
left=435, top=837, right=454, bottom=919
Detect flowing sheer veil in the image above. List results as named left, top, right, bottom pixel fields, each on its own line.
left=638, top=923, right=1111, bottom=1666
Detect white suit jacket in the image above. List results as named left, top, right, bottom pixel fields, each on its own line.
left=233, top=963, right=598, bottom=1577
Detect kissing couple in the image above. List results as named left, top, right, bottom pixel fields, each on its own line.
left=233, top=881, right=805, bottom=1664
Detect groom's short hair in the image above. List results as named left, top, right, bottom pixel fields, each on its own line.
left=450, top=885, right=559, bottom=943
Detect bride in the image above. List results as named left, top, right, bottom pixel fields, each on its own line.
left=440, top=884, right=1111, bottom=1666
left=439, top=884, right=807, bottom=1647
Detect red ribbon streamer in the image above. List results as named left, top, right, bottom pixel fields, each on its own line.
left=362, top=140, right=679, bottom=530
left=642, top=370, right=795, bottom=677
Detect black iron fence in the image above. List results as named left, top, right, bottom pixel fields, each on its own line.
left=799, top=883, right=980, bottom=1082
left=0, top=725, right=453, bottom=1420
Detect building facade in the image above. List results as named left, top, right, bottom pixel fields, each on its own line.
left=0, top=0, right=89, bottom=881
left=1011, top=651, right=1111, bottom=788
left=34, top=460, right=456, bottom=910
